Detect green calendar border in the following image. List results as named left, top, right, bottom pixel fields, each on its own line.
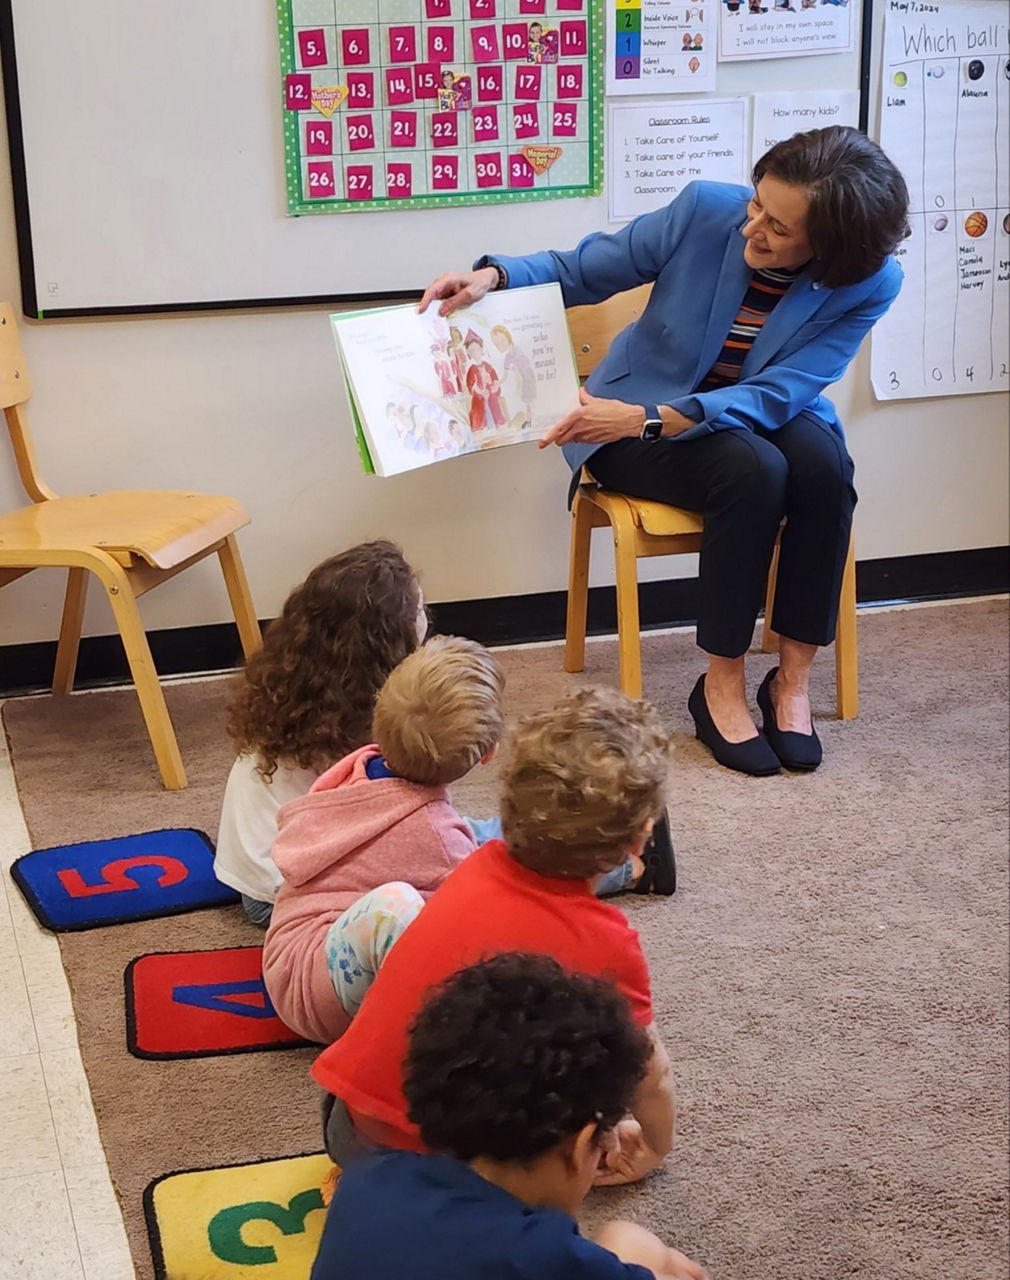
left=277, top=0, right=603, bottom=216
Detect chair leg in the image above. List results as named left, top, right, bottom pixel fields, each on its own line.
left=564, top=494, right=593, bottom=675
left=834, top=536, right=858, bottom=719
left=761, top=542, right=781, bottom=654
left=52, top=568, right=89, bottom=695
left=100, top=567, right=187, bottom=790
left=218, top=535, right=262, bottom=661
left=610, top=503, right=643, bottom=701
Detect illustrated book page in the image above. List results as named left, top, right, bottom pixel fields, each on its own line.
left=332, top=282, right=580, bottom=476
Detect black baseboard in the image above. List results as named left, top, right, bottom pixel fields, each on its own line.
left=1, top=546, right=1006, bottom=698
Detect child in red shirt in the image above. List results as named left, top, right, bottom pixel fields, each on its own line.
left=311, top=686, right=677, bottom=1187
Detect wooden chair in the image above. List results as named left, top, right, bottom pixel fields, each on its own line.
left=0, top=302, right=262, bottom=789
left=563, top=286, right=858, bottom=718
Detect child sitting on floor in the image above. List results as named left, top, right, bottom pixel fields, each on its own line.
left=310, top=953, right=707, bottom=1280
left=214, top=541, right=427, bottom=926
left=262, top=635, right=504, bottom=1044
left=311, top=686, right=679, bottom=1186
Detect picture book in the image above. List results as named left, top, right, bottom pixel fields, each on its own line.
left=332, top=283, right=581, bottom=476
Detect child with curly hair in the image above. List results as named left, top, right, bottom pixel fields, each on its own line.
left=310, top=953, right=706, bottom=1280
left=214, top=541, right=427, bottom=926
left=312, top=686, right=679, bottom=1185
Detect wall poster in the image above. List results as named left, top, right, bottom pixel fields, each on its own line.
left=278, top=0, right=604, bottom=213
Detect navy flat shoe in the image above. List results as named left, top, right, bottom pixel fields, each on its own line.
left=688, top=675, right=780, bottom=777
left=756, top=667, right=822, bottom=771
left=632, top=811, right=677, bottom=895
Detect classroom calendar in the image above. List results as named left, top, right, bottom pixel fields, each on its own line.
left=277, top=0, right=603, bottom=212
left=871, top=0, right=1009, bottom=400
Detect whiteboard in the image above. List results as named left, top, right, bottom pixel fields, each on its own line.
left=0, top=0, right=862, bottom=317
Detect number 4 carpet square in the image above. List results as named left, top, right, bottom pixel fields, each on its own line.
left=10, top=828, right=238, bottom=931
left=126, top=946, right=311, bottom=1059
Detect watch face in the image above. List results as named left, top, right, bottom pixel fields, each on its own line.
left=642, top=418, right=663, bottom=441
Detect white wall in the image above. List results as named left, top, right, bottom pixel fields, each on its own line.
left=0, top=68, right=1006, bottom=650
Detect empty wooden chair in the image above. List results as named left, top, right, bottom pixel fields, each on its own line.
left=0, top=301, right=262, bottom=788
left=563, top=286, right=858, bottom=717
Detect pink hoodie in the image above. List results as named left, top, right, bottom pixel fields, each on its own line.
left=262, top=745, right=475, bottom=1045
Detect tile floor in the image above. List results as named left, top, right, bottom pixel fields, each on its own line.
left=0, top=722, right=134, bottom=1280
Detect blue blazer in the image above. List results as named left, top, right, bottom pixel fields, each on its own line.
left=485, top=181, right=903, bottom=478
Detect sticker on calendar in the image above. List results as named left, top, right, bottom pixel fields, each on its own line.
left=522, top=144, right=562, bottom=174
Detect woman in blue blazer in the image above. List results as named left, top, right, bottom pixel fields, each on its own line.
left=421, top=127, right=909, bottom=776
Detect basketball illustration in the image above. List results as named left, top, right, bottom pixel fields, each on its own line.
left=964, top=211, right=988, bottom=238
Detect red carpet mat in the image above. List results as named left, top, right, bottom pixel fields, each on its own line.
left=126, top=945, right=310, bottom=1059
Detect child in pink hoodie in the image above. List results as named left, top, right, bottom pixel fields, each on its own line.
left=262, top=636, right=504, bottom=1045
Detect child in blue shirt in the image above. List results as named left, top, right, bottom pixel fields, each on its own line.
left=310, top=953, right=706, bottom=1280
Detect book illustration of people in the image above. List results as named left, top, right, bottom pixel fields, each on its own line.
left=332, top=285, right=579, bottom=477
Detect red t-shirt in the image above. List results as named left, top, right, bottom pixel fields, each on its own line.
left=311, top=840, right=653, bottom=1151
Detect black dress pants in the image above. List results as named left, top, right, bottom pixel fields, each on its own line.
left=586, top=411, right=857, bottom=658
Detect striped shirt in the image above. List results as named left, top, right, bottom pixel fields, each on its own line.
left=699, top=265, right=801, bottom=390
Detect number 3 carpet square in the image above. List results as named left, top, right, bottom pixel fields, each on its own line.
left=10, top=828, right=238, bottom=931
left=145, top=1152, right=334, bottom=1280
left=126, top=946, right=311, bottom=1059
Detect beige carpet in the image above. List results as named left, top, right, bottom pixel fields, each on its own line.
left=3, top=599, right=1009, bottom=1280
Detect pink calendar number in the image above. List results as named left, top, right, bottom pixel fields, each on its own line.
left=386, top=163, right=413, bottom=198
left=474, top=152, right=504, bottom=188
left=431, top=111, right=459, bottom=147
left=427, top=26, right=454, bottom=61
left=346, top=165, right=374, bottom=201
left=502, top=23, right=529, bottom=59
left=389, top=110, right=418, bottom=148
left=346, top=114, right=376, bottom=151
left=514, top=64, right=543, bottom=100
left=509, top=154, right=535, bottom=188
left=426, top=0, right=451, bottom=14
left=285, top=74, right=311, bottom=111
left=305, top=119, right=333, bottom=155
left=431, top=155, right=460, bottom=190
left=385, top=68, right=415, bottom=105
left=347, top=72, right=375, bottom=108
left=513, top=105, right=540, bottom=140
left=341, top=28, right=370, bottom=66
left=414, top=63, right=441, bottom=98
left=519, top=0, right=547, bottom=12
left=560, top=20, right=588, bottom=55
left=556, top=64, right=583, bottom=97
left=307, top=161, right=336, bottom=198
left=470, top=25, right=500, bottom=62
left=477, top=65, right=504, bottom=101
left=556, top=0, right=584, bottom=9
left=298, top=28, right=328, bottom=68
left=469, top=0, right=496, bottom=15
left=552, top=103, right=577, bottom=137
left=388, top=25, right=417, bottom=63
left=472, top=106, right=500, bottom=141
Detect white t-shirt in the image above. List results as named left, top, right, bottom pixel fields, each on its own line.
left=213, top=754, right=319, bottom=903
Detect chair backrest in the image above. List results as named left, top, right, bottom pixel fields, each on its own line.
left=0, top=301, right=53, bottom=503
left=566, top=283, right=653, bottom=379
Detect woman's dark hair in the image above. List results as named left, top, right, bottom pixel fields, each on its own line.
left=753, top=125, right=910, bottom=288
left=227, top=540, right=421, bottom=778
left=403, top=953, right=652, bottom=1163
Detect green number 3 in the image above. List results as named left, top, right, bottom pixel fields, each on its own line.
left=208, top=1188, right=325, bottom=1265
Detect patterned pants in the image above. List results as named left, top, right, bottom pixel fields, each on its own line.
left=323, top=882, right=425, bottom=1017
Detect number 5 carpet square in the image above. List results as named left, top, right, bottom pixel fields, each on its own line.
left=145, top=1152, right=334, bottom=1280
left=10, top=828, right=238, bottom=931
left=126, top=946, right=311, bottom=1059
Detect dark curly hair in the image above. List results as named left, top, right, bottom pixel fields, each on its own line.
left=403, top=953, right=651, bottom=1163
left=753, top=125, right=910, bottom=288
left=227, top=540, right=422, bottom=778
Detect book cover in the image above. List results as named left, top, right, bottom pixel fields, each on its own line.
left=331, top=283, right=580, bottom=477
